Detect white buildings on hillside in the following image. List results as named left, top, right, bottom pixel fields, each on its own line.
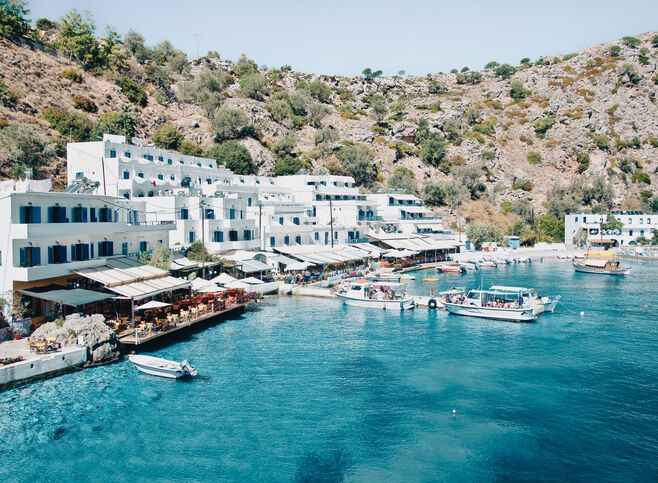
left=564, top=211, right=658, bottom=246
left=0, top=180, right=174, bottom=325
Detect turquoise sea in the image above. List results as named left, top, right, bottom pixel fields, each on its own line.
left=1, top=260, right=657, bottom=482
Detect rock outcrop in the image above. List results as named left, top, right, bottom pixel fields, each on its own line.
left=31, top=314, right=119, bottom=364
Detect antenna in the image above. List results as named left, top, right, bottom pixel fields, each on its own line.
left=193, top=33, right=202, bottom=60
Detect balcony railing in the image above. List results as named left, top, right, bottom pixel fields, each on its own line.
left=358, top=215, right=383, bottom=222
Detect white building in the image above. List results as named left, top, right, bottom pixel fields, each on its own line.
left=564, top=211, right=658, bottom=246
left=367, top=192, right=448, bottom=235
left=0, top=180, right=174, bottom=325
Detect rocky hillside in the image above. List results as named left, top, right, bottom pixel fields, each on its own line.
left=1, top=17, right=658, bottom=228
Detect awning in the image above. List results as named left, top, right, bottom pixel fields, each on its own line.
left=240, top=277, right=265, bottom=285
left=237, top=259, right=270, bottom=273
left=285, top=261, right=313, bottom=271
left=399, top=206, right=427, bottom=214
left=107, top=276, right=190, bottom=300
left=135, top=300, right=171, bottom=311
left=210, top=273, right=237, bottom=285
left=584, top=259, right=608, bottom=268
left=349, top=243, right=387, bottom=257
left=19, top=288, right=115, bottom=307
left=170, top=257, right=200, bottom=270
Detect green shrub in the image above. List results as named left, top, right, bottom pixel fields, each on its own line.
left=533, top=116, right=556, bottom=137
left=306, top=80, right=333, bottom=103
left=239, top=74, right=269, bottom=100
left=466, top=223, right=505, bottom=248
left=527, top=151, right=541, bottom=165
left=55, top=9, right=102, bottom=70
left=631, top=170, right=651, bottom=184
left=362, top=68, right=383, bottom=82
left=234, top=54, right=258, bottom=78
left=153, top=123, right=184, bottom=150
left=592, top=134, right=610, bottom=151
left=178, top=140, right=204, bottom=157
left=0, top=124, right=58, bottom=178
left=510, top=80, right=530, bottom=101
left=116, top=76, right=148, bottom=107
left=335, top=144, right=377, bottom=187
left=576, top=151, right=590, bottom=173
left=71, top=95, right=97, bottom=113
left=428, top=80, right=447, bottom=94
left=494, top=64, right=516, bottom=79
left=387, top=167, right=416, bottom=193
left=206, top=141, right=255, bottom=175
left=609, top=45, right=621, bottom=57
left=619, top=64, right=641, bottom=85
left=35, top=17, right=56, bottom=30
left=512, top=179, right=533, bottom=191
left=212, top=106, right=254, bottom=141
left=61, top=68, right=83, bottom=83
left=638, top=48, right=650, bottom=65
left=42, top=106, right=94, bottom=141
left=417, top=132, right=447, bottom=167
left=273, top=155, right=305, bottom=176
left=456, top=71, right=483, bottom=84
left=0, top=80, right=18, bottom=106
left=483, top=150, right=496, bottom=160
left=0, top=0, right=31, bottom=39
left=96, top=109, right=136, bottom=138
left=621, top=36, right=641, bottom=49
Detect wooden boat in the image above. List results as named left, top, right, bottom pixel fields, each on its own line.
left=128, top=354, right=197, bottom=379
left=572, top=258, right=630, bottom=275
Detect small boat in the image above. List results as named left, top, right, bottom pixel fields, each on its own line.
left=336, top=282, right=415, bottom=310
left=423, top=276, right=438, bottom=282
left=439, top=265, right=465, bottom=273
left=488, top=285, right=560, bottom=315
left=128, top=354, right=198, bottom=379
left=477, top=260, right=497, bottom=268
left=459, top=262, right=478, bottom=271
left=442, top=288, right=537, bottom=322
left=572, top=258, right=630, bottom=275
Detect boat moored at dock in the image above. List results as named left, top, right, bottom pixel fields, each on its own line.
left=336, top=282, right=415, bottom=310
left=442, top=288, right=540, bottom=322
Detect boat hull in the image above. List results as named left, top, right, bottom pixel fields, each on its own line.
left=128, top=355, right=186, bottom=379
left=443, top=302, right=535, bottom=321
left=336, top=293, right=415, bottom=310
left=573, top=262, right=630, bottom=276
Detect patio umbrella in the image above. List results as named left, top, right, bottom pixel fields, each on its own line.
left=197, top=284, right=225, bottom=293
left=134, top=300, right=171, bottom=311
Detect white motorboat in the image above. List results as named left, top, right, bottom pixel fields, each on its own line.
left=572, top=257, right=630, bottom=276
left=488, top=285, right=560, bottom=315
left=128, top=354, right=198, bottom=379
left=442, top=288, right=537, bottom=322
left=477, top=260, right=497, bottom=268
left=459, top=262, right=479, bottom=271
left=336, top=282, right=415, bottom=310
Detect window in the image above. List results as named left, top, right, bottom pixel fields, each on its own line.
left=71, top=244, right=90, bottom=262
left=583, top=216, right=587, bottom=223
left=629, top=230, right=634, bottom=236
left=170, top=174, right=176, bottom=181
left=180, top=208, right=189, bottom=220
left=48, top=245, right=67, bottom=264
left=315, top=232, right=319, bottom=241
left=293, top=217, right=300, bottom=225
left=158, top=156, right=163, bottom=162
left=295, top=235, right=302, bottom=245
left=229, top=230, right=238, bottom=242
left=90, top=208, right=97, bottom=222
left=244, top=230, right=252, bottom=241
left=334, top=232, right=338, bottom=240
left=575, top=217, right=579, bottom=222
left=122, top=242, right=128, bottom=256
left=270, top=237, right=275, bottom=247
left=19, top=247, right=41, bottom=267
left=124, top=151, right=131, bottom=158
left=229, top=208, right=235, bottom=220
left=110, top=150, right=117, bottom=158
left=137, top=172, right=144, bottom=179
left=123, top=171, right=130, bottom=180
left=284, top=235, right=290, bottom=246
left=206, top=178, right=212, bottom=184
left=75, top=172, right=84, bottom=179
left=71, top=206, right=88, bottom=223
left=188, top=231, right=195, bottom=243
left=139, top=241, right=148, bottom=252
left=157, top=174, right=164, bottom=181
left=167, top=159, right=172, bottom=165
left=248, top=198, right=252, bottom=207
left=47, top=206, right=67, bottom=223
left=179, top=160, right=184, bottom=165
left=324, top=232, right=329, bottom=245
left=98, top=207, right=113, bottom=222
left=98, top=241, right=114, bottom=257
left=213, top=231, right=224, bottom=243
left=205, top=209, right=215, bottom=220
left=279, top=217, right=284, bottom=225
left=19, top=206, right=41, bottom=224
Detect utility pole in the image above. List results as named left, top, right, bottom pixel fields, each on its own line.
left=329, top=199, right=335, bottom=248
left=193, top=34, right=202, bottom=60
left=200, top=199, right=206, bottom=279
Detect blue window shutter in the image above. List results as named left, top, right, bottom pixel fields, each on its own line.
left=19, top=248, right=25, bottom=267
left=82, top=208, right=88, bottom=223
left=34, top=207, right=41, bottom=223
left=33, top=247, right=41, bottom=266
left=48, top=246, right=53, bottom=264
left=47, top=206, right=53, bottom=223
left=19, top=206, right=26, bottom=223
left=108, top=242, right=114, bottom=256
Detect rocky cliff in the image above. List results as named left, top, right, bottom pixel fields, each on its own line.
left=1, top=28, right=657, bottom=223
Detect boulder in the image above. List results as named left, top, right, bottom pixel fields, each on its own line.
left=31, top=314, right=119, bottom=364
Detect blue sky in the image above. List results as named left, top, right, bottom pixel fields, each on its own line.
left=28, top=0, right=658, bottom=75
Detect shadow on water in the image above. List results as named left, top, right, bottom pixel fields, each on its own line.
left=295, top=448, right=351, bottom=483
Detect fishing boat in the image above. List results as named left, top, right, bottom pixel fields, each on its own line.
left=572, top=258, right=630, bottom=275
left=442, top=288, right=537, bottom=321
left=488, top=285, right=560, bottom=315
left=573, top=243, right=630, bottom=276
left=439, top=265, right=465, bottom=273
left=128, top=354, right=198, bottom=379
left=336, top=282, right=415, bottom=310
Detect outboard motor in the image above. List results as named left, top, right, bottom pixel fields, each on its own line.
left=180, top=360, right=197, bottom=377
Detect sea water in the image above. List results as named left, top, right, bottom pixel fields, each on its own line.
left=1, top=260, right=657, bottom=482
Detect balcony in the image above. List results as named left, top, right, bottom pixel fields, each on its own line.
left=358, top=215, right=383, bottom=222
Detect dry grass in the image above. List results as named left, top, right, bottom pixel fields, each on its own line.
left=461, top=200, right=519, bottom=229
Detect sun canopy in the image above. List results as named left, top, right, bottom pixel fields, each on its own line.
left=197, top=284, right=224, bottom=293
left=237, top=259, right=271, bottom=274
left=135, top=300, right=171, bottom=311
left=210, top=273, right=238, bottom=285
left=284, top=261, right=313, bottom=271
left=170, top=257, right=200, bottom=270
left=191, top=277, right=213, bottom=291
left=240, top=277, right=265, bottom=285
left=385, top=249, right=418, bottom=258
left=18, top=288, right=115, bottom=307
left=584, top=259, right=609, bottom=268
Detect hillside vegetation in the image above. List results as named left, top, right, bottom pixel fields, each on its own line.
left=1, top=2, right=658, bottom=243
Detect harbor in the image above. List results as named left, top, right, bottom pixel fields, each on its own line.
left=1, top=259, right=656, bottom=481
